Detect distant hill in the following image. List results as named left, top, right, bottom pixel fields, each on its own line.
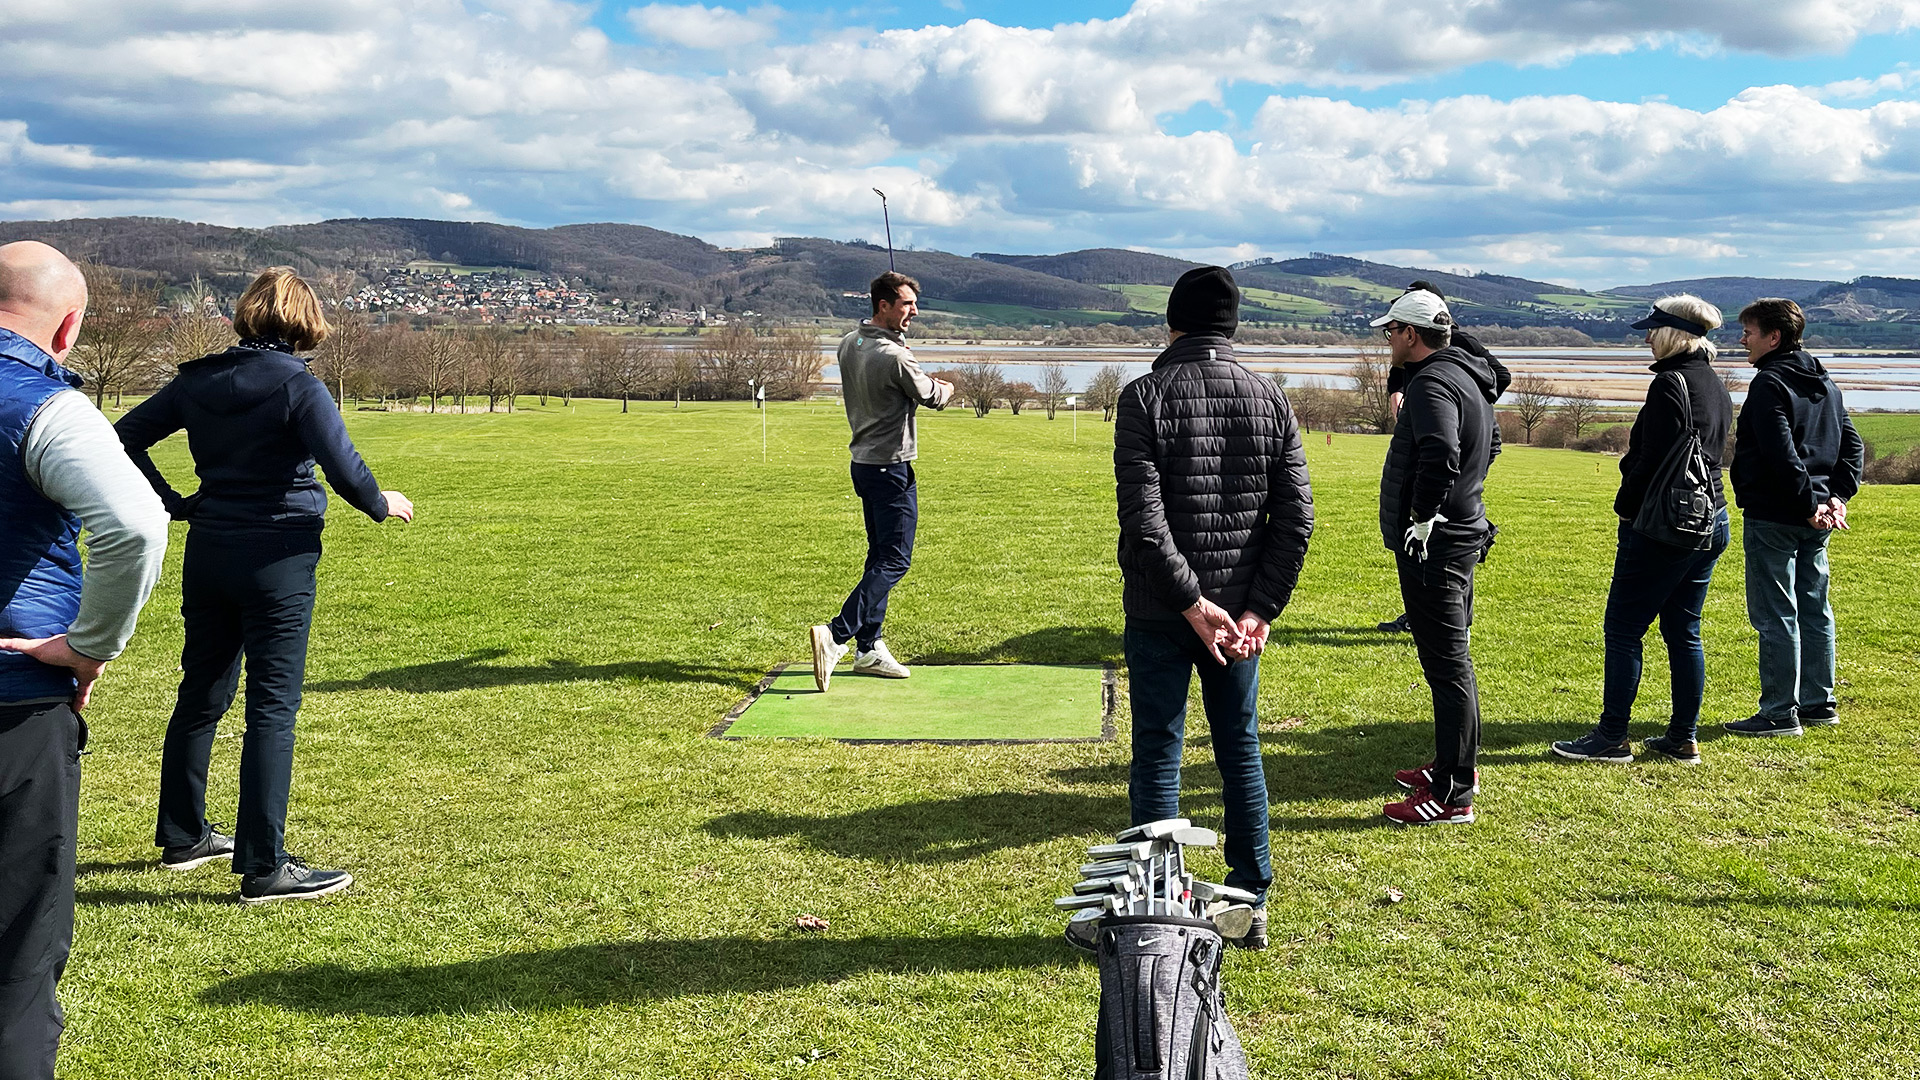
left=974, top=248, right=1202, bottom=285
left=1607, top=277, right=1838, bottom=314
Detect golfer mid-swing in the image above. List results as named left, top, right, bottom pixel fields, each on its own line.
left=809, top=272, right=954, bottom=691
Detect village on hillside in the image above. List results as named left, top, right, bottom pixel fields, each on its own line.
left=335, top=264, right=752, bottom=327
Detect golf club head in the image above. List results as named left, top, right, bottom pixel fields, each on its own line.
left=1073, top=874, right=1138, bottom=896
left=1168, top=826, right=1218, bottom=848
left=1086, top=840, right=1155, bottom=860
left=1078, top=860, right=1133, bottom=878
left=1055, top=894, right=1116, bottom=911
left=1116, top=818, right=1191, bottom=842
left=1207, top=901, right=1256, bottom=939
left=1190, top=880, right=1258, bottom=905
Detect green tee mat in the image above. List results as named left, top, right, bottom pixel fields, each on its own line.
left=712, top=663, right=1117, bottom=744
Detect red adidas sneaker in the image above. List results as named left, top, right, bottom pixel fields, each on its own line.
left=1384, top=790, right=1476, bottom=825
left=1393, top=762, right=1480, bottom=794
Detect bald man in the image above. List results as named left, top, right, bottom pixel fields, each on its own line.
left=0, top=241, right=168, bottom=1080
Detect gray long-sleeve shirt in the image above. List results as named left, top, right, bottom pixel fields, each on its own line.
left=19, top=389, right=169, bottom=667
left=839, top=324, right=952, bottom=464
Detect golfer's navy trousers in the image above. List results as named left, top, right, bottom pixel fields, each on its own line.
left=0, top=701, right=83, bottom=1080
left=830, top=462, right=917, bottom=651
left=155, top=528, right=321, bottom=876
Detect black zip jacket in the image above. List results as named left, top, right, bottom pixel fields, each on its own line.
left=1730, top=347, right=1864, bottom=527
left=1388, top=327, right=1509, bottom=455
left=1615, top=349, right=1734, bottom=520
left=1378, top=345, right=1499, bottom=553
left=1115, top=333, right=1314, bottom=624
left=116, top=346, right=388, bottom=531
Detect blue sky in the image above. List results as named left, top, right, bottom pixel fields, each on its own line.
left=4, top=1, right=1920, bottom=288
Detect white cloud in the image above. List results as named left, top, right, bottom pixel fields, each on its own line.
left=629, top=3, right=776, bottom=48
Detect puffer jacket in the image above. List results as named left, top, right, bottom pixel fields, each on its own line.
left=1114, top=333, right=1313, bottom=623
left=1378, top=345, right=1499, bottom=554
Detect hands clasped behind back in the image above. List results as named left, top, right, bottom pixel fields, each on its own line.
left=1182, top=598, right=1269, bottom=664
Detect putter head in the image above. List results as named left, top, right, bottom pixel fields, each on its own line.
left=1190, top=880, right=1258, bottom=905
left=1073, top=874, right=1137, bottom=896
left=1168, top=826, right=1218, bottom=848
left=1055, top=894, right=1116, bottom=911
left=1116, top=818, right=1191, bottom=842
left=1078, top=860, right=1132, bottom=879
left=1086, top=840, right=1154, bottom=860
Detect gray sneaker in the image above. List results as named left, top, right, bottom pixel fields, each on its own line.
left=239, top=857, right=352, bottom=904
left=161, top=826, right=235, bottom=872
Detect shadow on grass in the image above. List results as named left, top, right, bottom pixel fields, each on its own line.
left=1591, top=891, right=1920, bottom=913
left=76, top=858, right=154, bottom=876
left=706, top=791, right=1140, bottom=861
left=200, top=932, right=1071, bottom=1015
left=914, top=626, right=1123, bottom=665
left=308, top=649, right=750, bottom=693
left=79, top=887, right=232, bottom=907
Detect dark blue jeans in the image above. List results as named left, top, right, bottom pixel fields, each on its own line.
left=1599, top=510, right=1731, bottom=742
left=829, top=462, right=917, bottom=652
left=156, top=529, right=320, bottom=876
left=1743, top=518, right=1837, bottom=722
left=1124, top=621, right=1271, bottom=905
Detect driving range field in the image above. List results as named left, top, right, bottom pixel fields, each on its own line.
left=64, top=397, right=1920, bottom=1079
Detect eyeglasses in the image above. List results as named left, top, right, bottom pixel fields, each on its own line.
left=1380, top=324, right=1402, bottom=339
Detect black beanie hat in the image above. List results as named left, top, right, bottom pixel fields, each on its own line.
left=1167, top=266, right=1239, bottom=337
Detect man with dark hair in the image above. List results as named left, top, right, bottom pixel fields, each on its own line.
left=1725, top=298, right=1864, bottom=736
left=809, top=272, right=954, bottom=690
left=1377, top=281, right=1509, bottom=633
left=1373, top=289, right=1499, bottom=824
left=0, top=241, right=168, bottom=1079
left=1112, top=265, right=1314, bottom=950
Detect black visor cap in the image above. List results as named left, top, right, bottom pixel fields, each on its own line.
left=1630, top=308, right=1710, bottom=336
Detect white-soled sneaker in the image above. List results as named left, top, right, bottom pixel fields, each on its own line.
left=810, top=625, right=849, bottom=691
left=853, top=640, right=911, bottom=679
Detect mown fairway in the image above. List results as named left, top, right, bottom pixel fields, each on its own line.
left=66, top=398, right=1919, bottom=1079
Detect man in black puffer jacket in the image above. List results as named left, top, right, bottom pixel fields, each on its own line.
left=1372, top=289, right=1499, bottom=825
left=1114, top=266, right=1313, bottom=949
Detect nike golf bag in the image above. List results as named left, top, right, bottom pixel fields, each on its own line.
left=1093, top=915, right=1249, bottom=1080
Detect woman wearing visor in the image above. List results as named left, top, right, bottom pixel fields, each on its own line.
left=1552, top=295, right=1733, bottom=766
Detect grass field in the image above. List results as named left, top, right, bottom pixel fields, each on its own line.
left=1106, top=284, right=1333, bottom=320
left=65, top=398, right=1920, bottom=1078
left=1853, top=412, right=1920, bottom=457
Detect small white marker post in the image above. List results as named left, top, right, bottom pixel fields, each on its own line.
left=1066, top=395, right=1078, bottom=443
left=750, top=379, right=767, bottom=461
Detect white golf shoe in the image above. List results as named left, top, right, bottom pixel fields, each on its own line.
left=810, top=625, right=849, bottom=691
left=852, top=640, right=911, bottom=679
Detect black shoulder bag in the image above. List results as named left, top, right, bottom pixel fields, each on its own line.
left=1630, top=371, right=1716, bottom=550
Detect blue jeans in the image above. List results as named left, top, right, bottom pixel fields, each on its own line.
left=156, top=529, right=320, bottom=876
left=1743, top=518, right=1837, bottom=722
left=1598, top=510, right=1731, bottom=742
left=1124, top=621, right=1271, bottom=904
left=829, top=462, right=917, bottom=652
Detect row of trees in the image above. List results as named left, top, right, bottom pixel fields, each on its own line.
left=929, top=359, right=1130, bottom=421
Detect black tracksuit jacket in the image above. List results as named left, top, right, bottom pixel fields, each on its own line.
left=1615, top=349, right=1735, bottom=520
left=1114, top=333, right=1314, bottom=624
left=1730, top=347, right=1865, bottom=527
left=1378, top=345, right=1500, bottom=555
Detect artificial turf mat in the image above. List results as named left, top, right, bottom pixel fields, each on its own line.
left=713, top=662, right=1114, bottom=742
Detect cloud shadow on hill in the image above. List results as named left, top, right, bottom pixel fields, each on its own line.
left=307, top=649, right=750, bottom=693
left=201, top=932, right=1072, bottom=1015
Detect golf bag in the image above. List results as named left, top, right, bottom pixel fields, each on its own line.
left=1093, top=916, right=1249, bottom=1080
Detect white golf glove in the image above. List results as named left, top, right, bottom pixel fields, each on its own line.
left=1403, top=513, right=1448, bottom=561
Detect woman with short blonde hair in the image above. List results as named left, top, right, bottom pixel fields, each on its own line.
left=1552, top=293, right=1734, bottom=767
left=115, top=267, right=414, bottom=903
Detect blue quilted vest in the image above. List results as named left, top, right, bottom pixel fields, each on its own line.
left=0, top=327, right=85, bottom=702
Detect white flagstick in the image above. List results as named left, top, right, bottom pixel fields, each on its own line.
left=751, top=379, right=767, bottom=461
left=1066, top=395, right=1078, bottom=443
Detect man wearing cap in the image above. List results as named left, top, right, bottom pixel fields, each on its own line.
left=1112, top=266, right=1313, bottom=947
left=1374, top=288, right=1500, bottom=825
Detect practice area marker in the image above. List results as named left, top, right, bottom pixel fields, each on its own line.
left=712, top=663, right=1116, bottom=744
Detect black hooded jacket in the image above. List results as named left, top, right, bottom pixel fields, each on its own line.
left=1114, top=333, right=1314, bottom=624
left=1378, top=345, right=1500, bottom=553
left=116, top=346, right=388, bottom=531
left=1730, top=347, right=1864, bottom=527
left=1614, top=348, right=1734, bottom=520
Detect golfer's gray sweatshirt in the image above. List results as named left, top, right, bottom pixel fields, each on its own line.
left=838, top=324, right=952, bottom=464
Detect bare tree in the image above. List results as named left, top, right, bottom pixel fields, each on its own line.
left=69, top=264, right=165, bottom=407
left=956, top=359, right=1007, bottom=417
left=664, top=343, right=699, bottom=406
left=312, top=311, right=370, bottom=408
left=405, top=331, right=465, bottom=412
left=468, top=329, right=526, bottom=412
left=1004, top=380, right=1036, bottom=416
left=1038, top=359, right=1070, bottom=419
left=765, top=326, right=826, bottom=399
left=1508, top=374, right=1558, bottom=444
left=1288, top=379, right=1343, bottom=433
left=1085, top=363, right=1127, bottom=421
left=1557, top=386, right=1602, bottom=439
left=577, top=330, right=623, bottom=403
left=698, top=322, right=766, bottom=398
left=611, top=334, right=666, bottom=411
left=165, top=276, right=235, bottom=375
left=1347, top=344, right=1394, bottom=433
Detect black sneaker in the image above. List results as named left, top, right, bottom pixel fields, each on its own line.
left=1798, top=704, right=1839, bottom=727
left=1724, top=714, right=1803, bottom=738
left=1550, top=731, right=1634, bottom=763
left=161, top=826, right=235, bottom=872
left=239, top=857, right=353, bottom=905
left=1377, top=613, right=1411, bottom=633
left=1643, top=734, right=1702, bottom=764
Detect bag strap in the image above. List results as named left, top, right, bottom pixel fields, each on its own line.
left=1665, top=370, right=1694, bottom=432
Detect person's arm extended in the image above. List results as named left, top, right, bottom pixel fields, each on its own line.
left=1114, top=380, right=1200, bottom=610
left=288, top=374, right=389, bottom=521
left=1615, top=374, right=1687, bottom=519
left=20, top=391, right=169, bottom=662
left=112, top=382, right=191, bottom=517
left=1246, top=392, right=1313, bottom=623
left=1406, top=376, right=1463, bottom=521
left=889, top=344, right=952, bottom=410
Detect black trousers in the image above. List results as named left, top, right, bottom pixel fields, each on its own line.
left=156, top=529, right=320, bottom=876
left=0, top=702, right=83, bottom=1080
left=828, top=462, right=917, bottom=652
left=1397, top=547, right=1481, bottom=805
